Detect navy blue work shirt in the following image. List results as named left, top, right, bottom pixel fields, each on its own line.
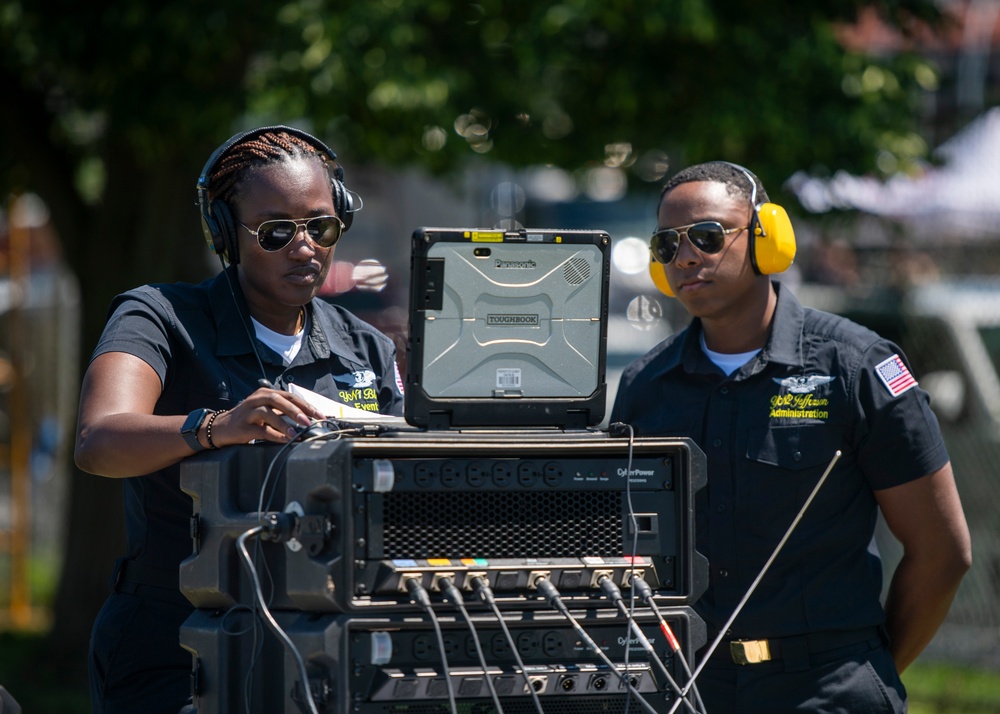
left=91, top=265, right=404, bottom=586
left=611, top=282, right=948, bottom=639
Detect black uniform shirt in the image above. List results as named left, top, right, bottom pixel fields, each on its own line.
left=91, top=266, right=404, bottom=586
left=611, top=282, right=949, bottom=638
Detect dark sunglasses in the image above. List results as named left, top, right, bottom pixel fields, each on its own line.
left=238, top=215, right=345, bottom=252
left=650, top=221, right=747, bottom=264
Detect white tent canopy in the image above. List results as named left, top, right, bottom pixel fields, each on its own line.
left=788, top=108, right=1000, bottom=240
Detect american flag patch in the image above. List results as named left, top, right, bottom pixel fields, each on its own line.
left=394, top=361, right=405, bottom=396
left=875, top=354, right=917, bottom=397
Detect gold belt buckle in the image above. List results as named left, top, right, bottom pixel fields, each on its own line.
left=730, top=639, right=772, bottom=665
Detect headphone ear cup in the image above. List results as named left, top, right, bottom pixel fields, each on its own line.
left=211, top=200, right=240, bottom=265
left=649, top=258, right=675, bottom=297
left=331, top=178, right=353, bottom=232
left=751, top=202, right=796, bottom=275
left=201, top=201, right=223, bottom=257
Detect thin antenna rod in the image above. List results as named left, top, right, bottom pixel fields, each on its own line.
left=668, top=450, right=843, bottom=713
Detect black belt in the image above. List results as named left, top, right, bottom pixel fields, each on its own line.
left=709, top=627, right=884, bottom=666
left=111, top=557, right=187, bottom=601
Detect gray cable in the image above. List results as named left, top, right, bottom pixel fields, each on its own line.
left=534, top=577, right=659, bottom=714
left=439, top=577, right=505, bottom=713
left=666, top=450, right=843, bottom=714
left=237, top=525, right=320, bottom=714
left=470, top=576, right=544, bottom=714
left=405, top=577, right=458, bottom=714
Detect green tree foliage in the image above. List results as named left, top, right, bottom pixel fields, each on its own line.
left=249, top=0, right=943, bottom=189
left=0, top=0, right=942, bottom=691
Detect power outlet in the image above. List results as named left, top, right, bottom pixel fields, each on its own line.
left=542, top=631, right=565, bottom=658
left=491, top=632, right=512, bottom=659
left=517, top=632, right=539, bottom=658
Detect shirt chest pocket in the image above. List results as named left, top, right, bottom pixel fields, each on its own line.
left=746, top=424, right=844, bottom=472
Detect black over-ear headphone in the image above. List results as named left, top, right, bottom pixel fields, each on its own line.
left=195, top=125, right=356, bottom=264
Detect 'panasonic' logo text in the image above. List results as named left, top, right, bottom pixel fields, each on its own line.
left=495, top=259, right=536, bottom=269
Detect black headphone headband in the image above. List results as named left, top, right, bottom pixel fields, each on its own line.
left=196, top=124, right=354, bottom=264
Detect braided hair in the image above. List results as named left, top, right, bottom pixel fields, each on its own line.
left=207, top=130, right=327, bottom=205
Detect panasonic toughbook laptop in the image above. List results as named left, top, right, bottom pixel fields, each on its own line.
left=405, top=227, right=611, bottom=429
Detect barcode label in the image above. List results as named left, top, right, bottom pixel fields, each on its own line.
left=496, top=368, right=522, bottom=389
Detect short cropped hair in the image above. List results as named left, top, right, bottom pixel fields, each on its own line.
left=660, top=161, right=769, bottom=206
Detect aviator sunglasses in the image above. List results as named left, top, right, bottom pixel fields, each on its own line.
left=650, top=221, right=747, bottom=265
left=238, top=215, right=345, bottom=252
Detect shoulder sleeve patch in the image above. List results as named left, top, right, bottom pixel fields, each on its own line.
left=874, top=353, right=917, bottom=397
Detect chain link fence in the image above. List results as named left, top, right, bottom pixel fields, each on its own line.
left=795, top=233, right=1000, bottom=669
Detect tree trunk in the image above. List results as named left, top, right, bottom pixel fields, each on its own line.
left=45, top=470, right=124, bottom=682
left=43, top=147, right=211, bottom=678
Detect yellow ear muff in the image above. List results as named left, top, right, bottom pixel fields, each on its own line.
left=752, top=201, right=796, bottom=275
left=649, top=256, right=675, bottom=297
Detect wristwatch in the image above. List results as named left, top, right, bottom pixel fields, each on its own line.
left=181, top=408, right=213, bottom=452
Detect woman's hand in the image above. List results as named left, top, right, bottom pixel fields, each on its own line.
left=75, top=352, right=331, bottom=478
left=203, top=386, right=327, bottom=448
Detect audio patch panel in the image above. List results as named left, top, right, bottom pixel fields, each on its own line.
left=179, top=433, right=707, bottom=613
left=181, top=606, right=706, bottom=713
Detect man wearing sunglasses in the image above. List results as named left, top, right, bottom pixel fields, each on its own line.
left=75, top=127, right=405, bottom=713
left=611, top=161, right=970, bottom=713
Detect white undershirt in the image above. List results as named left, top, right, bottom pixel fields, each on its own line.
left=252, top=316, right=306, bottom=366
left=700, top=332, right=760, bottom=376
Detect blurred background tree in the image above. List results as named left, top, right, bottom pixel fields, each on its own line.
left=0, top=0, right=943, bottom=692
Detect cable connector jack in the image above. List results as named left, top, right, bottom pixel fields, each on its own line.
left=463, top=571, right=488, bottom=591
left=590, top=569, right=615, bottom=589
left=404, top=575, right=433, bottom=609
left=528, top=570, right=551, bottom=589
left=597, top=573, right=623, bottom=605
left=398, top=573, right=423, bottom=594
left=436, top=575, right=464, bottom=606
left=633, top=576, right=655, bottom=603
left=533, top=576, right=560, bottom=607
left=260, top=512, right=299, bottom=543
left=623, top=568, right=646, bottom=589
left=608, top=421, right=633, bottom=438
left=431, top=572, right=457, bottom=592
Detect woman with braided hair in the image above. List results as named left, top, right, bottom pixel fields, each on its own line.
left=75, top=126, right=404, bottom=713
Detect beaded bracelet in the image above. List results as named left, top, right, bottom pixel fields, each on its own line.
left=205, top=409, right=227, bottom=450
